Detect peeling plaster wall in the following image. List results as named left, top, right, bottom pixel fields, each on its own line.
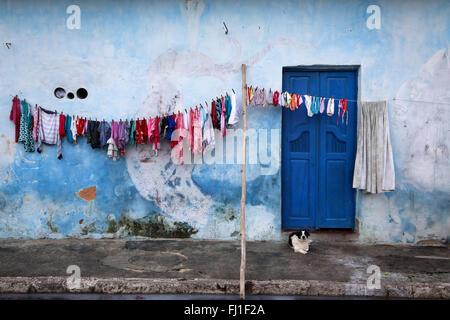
left=0, top=0, right=448, bottom=242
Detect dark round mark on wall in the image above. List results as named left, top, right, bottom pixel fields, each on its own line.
left=54, top=87, right=66, bottom=99
left=67, top=92, right=74, bottom=99
left=76, top=88, right=88, bottom=99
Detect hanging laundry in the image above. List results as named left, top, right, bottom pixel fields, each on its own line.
left=268, top=89, right=273, bottom=105
left=304, top=95, right=313, bottom=117
left=37, top=107, right=62, bottom=159
left=76, top=117, right=86, bottom=136
left=224, top=95, right=231, bottom=123
left=273, top=91, right=280, bottom=107
left=87, top=120, right=101, bottom=149
left=200, top=105, right=208, bottom=129
left=280, top=91, right=285, bottom=107
left=9, top=96, right=22, bottom=143
left=110, top=120, right=119, bottom=145
left=117, top=120, right=129, bottom=156
left=353, top=101, right=395, bottom=193
left=173, top=112, right=186, bottom=165
left=298, top=94, right=302, bottom=108
left=65, top=115, right=73, bottom=143
left=337, top=99, right=348, bottom=125
left=135, top=119, right=148, bottom=144
left=228, top=91, right=240, bottom=125
left=220, top=97, right=226, bottom=138
left=290, top=93, right=296, bottom=111
left=261, top=88, right=268, bottom=107
left=311, top=96, right=320, bottom=114
left=319, top=97, right=326, bottom=113
left=98, top=120, right=111, bottom=148
left=192, top=108, right=202, bottom=154
left=71, top=117, right=78, bottom=143
left=210, top=100, right=218, bottom=129
left=188, top=108, right=195, bottom=151
left=106, top=137, right=119, bottom=161
left=18, top=100, right=34, bottom=152
left=166, top=114, right=176, bottom=140
left=59, top=114, right=66, bottom=140
left=129, top=120, right=136, bottom=146
left=202, top=110, right=215, bottom=152
left=247, top=86, right=255, bottom=106
left=32, top=104, right=39, bottom=142
left=326, top=98, right=335, bottom=116
left=148, top=117, right=160, bottom=155
left=215, top=98, right=222, bottom=129
left=159, top=117, right=167, bottom=140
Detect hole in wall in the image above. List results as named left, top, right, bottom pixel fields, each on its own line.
left=54, top=87, right=66, bottom=99
left=67, top=92, right=74, bottom=99
left=76, top=88, right=88, bottom=99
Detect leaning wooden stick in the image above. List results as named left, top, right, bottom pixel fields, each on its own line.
left=240, top=63, right=247, bottom=300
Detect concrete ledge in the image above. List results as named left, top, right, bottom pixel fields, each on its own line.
left=0, top=277, right=448, bottom=299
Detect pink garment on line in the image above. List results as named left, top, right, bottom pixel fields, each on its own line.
left=192, top=108, right=202, bottom=155
left=173, top=113, right=186, bottom=165
left=220, top=96, right=226, bottom=138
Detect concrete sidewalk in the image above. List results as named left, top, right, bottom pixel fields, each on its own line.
left=0, top=238, right=448, bottom=298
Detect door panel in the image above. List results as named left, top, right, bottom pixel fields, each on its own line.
left=282, top=69, right=357, bottom=230
left=282, top=72, right=319, bottom=229
left=318, top=72, right=357, bottom=229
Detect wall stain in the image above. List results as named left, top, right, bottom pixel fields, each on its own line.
left=107, top=213, right=198, bottom=238
left=76, top=186, right=96, bottom=202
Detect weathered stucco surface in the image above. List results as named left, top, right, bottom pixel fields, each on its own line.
left=0, top=0, right=448, bottom=242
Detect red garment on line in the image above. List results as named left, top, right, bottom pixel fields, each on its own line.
left=210, top=100, right=218, bottom=129
left=76, top=118, right=86, bottom=135
left=59, top=114, right=66, bottom=139
left=9, top=96, right=21, bottom=143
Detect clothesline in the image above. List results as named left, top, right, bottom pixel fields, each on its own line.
left=10, top=92, right=239, bottom=163
left=243, top=89, right=450, bottom=105
left=9, top=90, right=238, bottom=123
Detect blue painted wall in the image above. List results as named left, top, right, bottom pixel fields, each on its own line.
left=0, top=0, right=448, bottom=242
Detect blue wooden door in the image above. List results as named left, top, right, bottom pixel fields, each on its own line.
left=282, top=69, right=357, bottom=230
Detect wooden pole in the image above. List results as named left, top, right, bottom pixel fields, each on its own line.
left=240, top=64, right=247, bottom=300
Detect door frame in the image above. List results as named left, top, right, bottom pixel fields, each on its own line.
left=281, top=65, right=361, bottom=231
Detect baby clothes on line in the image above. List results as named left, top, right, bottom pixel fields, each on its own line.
left=202, top=111, right=215, bottom=152
left=192, top=108, right=202, bottom=155
left=228, top=91, right=240, bottom=125
left=304, top=95, right=313, bottom=117
left=273, top=91, right=280, bottom=106
left=37, top=107, right=62, bottom=159
left=327, top=98, right=335, bottom=116
left=319, top=97, right=326, bottom=113
left=107, top=137, right=119, bottom=160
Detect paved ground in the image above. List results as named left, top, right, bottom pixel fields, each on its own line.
left=0, top=238, right=448, bottom=298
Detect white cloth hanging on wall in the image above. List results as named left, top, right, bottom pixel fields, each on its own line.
left=353, top=101, right=395, bottom=193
